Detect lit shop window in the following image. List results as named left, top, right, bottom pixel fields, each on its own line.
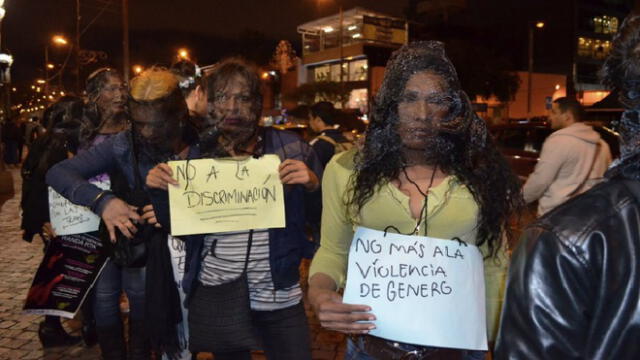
left=593, top=15, right=619, bottom=34
left=349, top=59, right=368, bottom=81
left=578, top=37, right=612, bottom=59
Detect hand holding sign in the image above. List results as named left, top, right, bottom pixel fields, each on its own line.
left=309, top=274, right=376, bottom=335
left=342, top=227, right=488, bottom=351
left=146, top=163, right=178, bottom=190
left=279, top=159, right=319, bottom=191
left=167, top=155, right=286, bottom=235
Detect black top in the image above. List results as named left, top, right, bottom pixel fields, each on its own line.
left=311, top=128, right=348, bottom=169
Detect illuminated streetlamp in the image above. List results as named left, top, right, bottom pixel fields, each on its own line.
left=52, top=35, right=68, bottom=46
left=45, top=35, right=69, bottom=95
left=177, top=48, right=189, bottom=60
left=132, top=65, right=143, bottom=75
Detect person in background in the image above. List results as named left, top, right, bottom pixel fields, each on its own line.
left=305, top=101, right=353, bottom=248
left=522, top=97, right=612, bottom=216
left=308, top=101, right=352, bottom=168
left=80, top=68, right=128, bottom=148
left=495, top=14, right=640, bottom=359
left=171, top=59, right=209, bottom=130
left=20, top=96, right=85, bottom=348
left=2, top=117, right=21, bottom=167
left=308, top=41, right=522, bottom=359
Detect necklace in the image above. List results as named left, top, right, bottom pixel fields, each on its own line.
left=385, top=166, right=438, bottom=236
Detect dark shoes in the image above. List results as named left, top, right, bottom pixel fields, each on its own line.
left=97, top=324, right=126, bottom=360
left=82, top=319, right=98, bottom=347
left=38, top=321, right=82, bottom=348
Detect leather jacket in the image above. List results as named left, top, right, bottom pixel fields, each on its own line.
left=495, top=176, right=640, bottom=359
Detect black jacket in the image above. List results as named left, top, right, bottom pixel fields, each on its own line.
left=495, top=177, right=640, bottom=359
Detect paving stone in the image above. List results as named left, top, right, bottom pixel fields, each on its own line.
left=0, top=321, right=15, bottom=330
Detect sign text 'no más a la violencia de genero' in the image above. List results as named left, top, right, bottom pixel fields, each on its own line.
left=343, top=227, right=488, bottom=351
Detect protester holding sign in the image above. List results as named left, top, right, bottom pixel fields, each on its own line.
left=20, top=97, right=85, bottom=348
left=146, top=57, right=322, bottom=360
left=47, top=68, right=196, bottom=359
left=308, top=41, right=522, bottom=359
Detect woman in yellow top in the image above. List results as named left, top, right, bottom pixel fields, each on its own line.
left=308, top=41, right=522, bottom=359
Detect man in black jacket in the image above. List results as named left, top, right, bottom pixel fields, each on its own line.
left=308, top=101, right=351, bottom=168
left=495, top=14, right=640, bottom=359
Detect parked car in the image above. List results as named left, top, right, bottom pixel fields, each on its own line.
left=490, top=122, right=619, bottom=179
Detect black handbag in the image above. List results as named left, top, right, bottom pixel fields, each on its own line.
left=99, top=133, right=150, bottom=268
left=188, top=230, right=258, bottom=353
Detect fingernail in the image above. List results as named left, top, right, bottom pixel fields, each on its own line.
left=368, top=316, right=375, bottom=321
left=368, top=325, right=376, bottom=330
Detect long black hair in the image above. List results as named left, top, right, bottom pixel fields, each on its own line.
left=348, top=41, right=522, bottom=256
left=25, top=96, right=84, bottom=179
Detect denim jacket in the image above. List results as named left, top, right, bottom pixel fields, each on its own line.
left=46, top=131, right=159, bottom=213
left=150, top=128, right=323, bottom=297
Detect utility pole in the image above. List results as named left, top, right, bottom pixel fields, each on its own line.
left=338, top=6, right=344, bottom=108
left=122, top=0, right=129, bottom=83
left=75, top=0, right=81, bottom=94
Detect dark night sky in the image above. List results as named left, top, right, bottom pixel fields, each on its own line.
left=1, top=0, right=406, bottom=91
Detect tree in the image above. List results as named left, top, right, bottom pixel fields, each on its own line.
left=270, top=40, right=297, bottom=75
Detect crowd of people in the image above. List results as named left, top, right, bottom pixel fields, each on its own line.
left=7, top=11, right=640, bottom=360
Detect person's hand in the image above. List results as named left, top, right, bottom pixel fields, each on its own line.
left=141, top=204, right=161, bottom=228
left=146, top=163, right=178, bottom=190
left=308, top=287, right=376, bottom=334
left=42, top=222, right=56, bottom=239
left=278, top=159, right=319, bottom=191
left=100, top=198, right=140, bottom=243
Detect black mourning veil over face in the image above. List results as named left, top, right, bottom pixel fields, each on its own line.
left=602, top=15, right=640, bottom=160
left=368, top=40, right=486, bottom=167
left=128, top=68, right=189, bottom=161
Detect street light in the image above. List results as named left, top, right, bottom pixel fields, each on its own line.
left=527, top=21, right=545, bottom=121
left=178, top=48, right=189, bottom=60
left=52, top=35, right=68, bottom=46
left=132, top=65, right=143, bottom=75
left=45, top=35, right=69, bottom=95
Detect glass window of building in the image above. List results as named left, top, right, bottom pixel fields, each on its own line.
left=314, top=64, right=330, bottom=82
left=349, top=59, right=368, bottom=81
left=303, top=34, right=321, bottom=54
left=330, top=63, right=342, bottom=82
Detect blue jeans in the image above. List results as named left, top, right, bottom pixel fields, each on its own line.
left=345, top=337, right=486, bottom=360
left=93, top=260, right=146, bottom=326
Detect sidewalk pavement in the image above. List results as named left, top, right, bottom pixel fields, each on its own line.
left=0, top=168, right=346, bottom=360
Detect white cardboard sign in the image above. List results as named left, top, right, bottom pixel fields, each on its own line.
left=343, top=227, right=488, bottom=351
left=48, top=178, right=110, bottom=236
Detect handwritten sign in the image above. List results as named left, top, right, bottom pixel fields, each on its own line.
left=168, top=235, right=190, bottom=352
left=343, top=227, right=488, bottom=351
left=48, top=178, right=110, bottom=236
left=168, top=156, right=285, bottom=235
